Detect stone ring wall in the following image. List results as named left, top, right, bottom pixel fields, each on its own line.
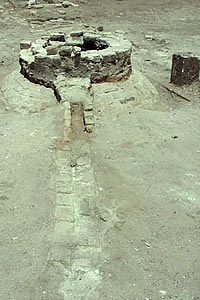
left=19, top=31, right=132, bottom=89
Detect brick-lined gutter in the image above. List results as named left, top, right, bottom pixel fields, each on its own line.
left=49, top=88, right=101, bottom=299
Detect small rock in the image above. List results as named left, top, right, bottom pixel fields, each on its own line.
left=97, top=26, right=104, bottom=32
left=85, top=125, right=93, bottom=133
left=83, top=24, right=90, bottom=28
left=159, top=290, right=167, bottom=296
left=105, top=155, right=111, bottom=160
left=26, top=0, right=37, bottom=6
left=144, top=34, right=156, bottom=41
left=62, top=1, right=70, bottom=7
left=72, top=46, right=81, bottom=54
left=70, top=159, right=77, bottom=168
left=62, top=1, right=79, bottom=8
left=120, top=96, right=135, bottom=104
left=20, top=40, right=32, bottom=50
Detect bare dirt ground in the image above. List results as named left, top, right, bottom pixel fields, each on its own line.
left=0, top=0, right=200, bottom=299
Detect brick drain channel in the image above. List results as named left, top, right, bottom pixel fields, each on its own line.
left=19, top=30, right=133, bottom=299
left=53, top=100, right=102, bottom=299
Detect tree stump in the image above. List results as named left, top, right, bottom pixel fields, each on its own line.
left=170, top=53, right=199, bottom=86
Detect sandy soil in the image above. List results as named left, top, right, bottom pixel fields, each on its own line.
left=0, top=0, right=200, bottom=299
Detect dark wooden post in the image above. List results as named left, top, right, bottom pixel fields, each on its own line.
left=170, top=53, right=199, bottom=86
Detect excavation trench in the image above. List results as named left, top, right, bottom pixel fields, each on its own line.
left=69, top=102, right=90, bottom=167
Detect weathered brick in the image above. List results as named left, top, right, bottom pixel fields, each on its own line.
left=72, top=246, right=101, bottom=262
left=56, top=150, right=71, bottom=160
left=63, top=126, right=72, bottom=143
left=56, top=159, right=71, bottom=173
left=79, top=198, right=90, bottom=216
left=55, top=205, right=74, bottom=222
left=54, top=221, right=74, bottom=243
left=48, top=244, right=71, bottom=263
left=56, top=179, right=73, bottom=194
left=84, top=111, right=95, bottom=125
left=74, top=182, right=95, bottom=196
left=46, top=46, right=58, bottom=55
left=59, top=46, right=72, bottom=57
left=74, top=216, right=98, bottom=246
left=56, top=193, right=74, bottom=206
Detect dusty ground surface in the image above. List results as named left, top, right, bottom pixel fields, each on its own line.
left=0, top=0, right=200, bottom=299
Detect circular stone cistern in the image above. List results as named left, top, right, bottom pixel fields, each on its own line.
left=19, top=30, right=132, bottom=92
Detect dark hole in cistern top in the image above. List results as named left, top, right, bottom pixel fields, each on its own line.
left=81, top=38, right=109, bottom=52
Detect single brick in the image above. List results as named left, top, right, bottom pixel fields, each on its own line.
left=56, top=193, right=75, bottom=206
left=54, top=221, right=74, bottom=243
left=20, top=40, right=32, bottom=50
left=55, top=205, right=74, bottom=222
